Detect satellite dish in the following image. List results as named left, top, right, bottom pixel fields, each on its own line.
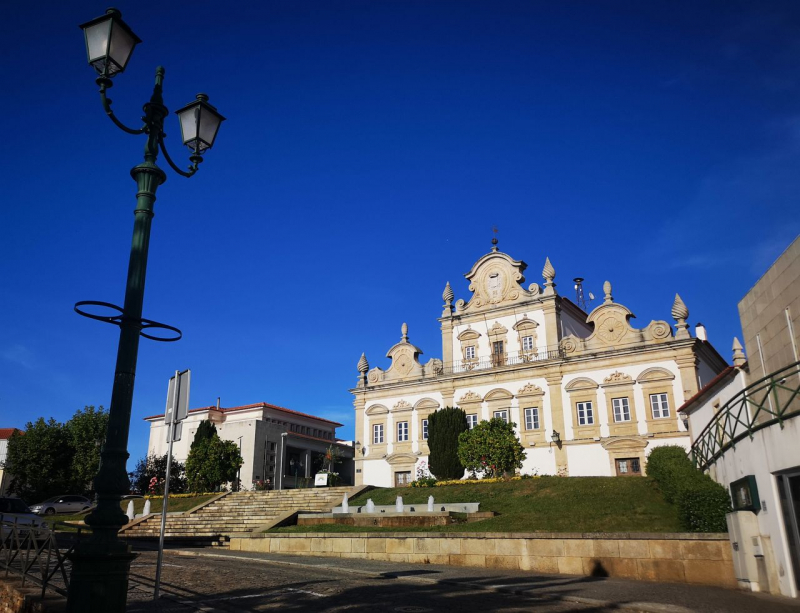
left=588, top=292, right=595, bottom=300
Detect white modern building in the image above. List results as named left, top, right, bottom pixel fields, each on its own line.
left=145, top=401, right=354, bottom=490
left=351, top=242, right=728, bottom=487
left=680, top=235, right=800, bottom=597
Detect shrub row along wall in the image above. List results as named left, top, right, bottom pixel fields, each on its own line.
left=230, top=532, right=736, bottom=588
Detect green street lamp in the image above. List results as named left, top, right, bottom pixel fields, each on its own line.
left=68, top=8, right=225, bottom=612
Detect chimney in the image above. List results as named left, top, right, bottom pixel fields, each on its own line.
left=695, top=322, right=707, bottom=342
left=216, top=397, right=221, bottom=410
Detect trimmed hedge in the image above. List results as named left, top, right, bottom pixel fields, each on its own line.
left=646, top=445, right=732, bottom=532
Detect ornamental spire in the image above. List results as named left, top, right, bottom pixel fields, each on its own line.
left=442, top=281, right=454, bottom=304
left=542, top=257, right=556, bottom=295
left=357, top=353, right=369, bottom=373
left=732, top=337, right=746, bottom=367
left=401, top=322, right=409, bottom=341
left=672, top=293, right=690, bottom=339
left=603, top=280, right=613, bottom=304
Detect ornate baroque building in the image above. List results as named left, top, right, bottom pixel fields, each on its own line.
left=350, top=243, right=728, bottom=487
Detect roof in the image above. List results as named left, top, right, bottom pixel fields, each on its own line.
left=286, top=431, right=353, bottom=449
left=0, top=428, right=21, bottom=440
left=678, top=366, right=738, bottom=413
left=143, top=402, right=343, bottom=427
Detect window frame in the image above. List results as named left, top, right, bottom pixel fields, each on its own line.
left=466, top=414, right=478, bottom=429
left=372, top=423, right=384, bottom=445
left=524, top=407, right=540, bottom=430
left=576, top=401, right=594, bottom=426
left=493, top=409, right=509, bottom=423
left=650, top=393, right=670, bottom=419
left=397, top=421, right=409, bottom=442
left=612, top=397, right=632, bottom=422
left=422, top=419, right=429, bottom=440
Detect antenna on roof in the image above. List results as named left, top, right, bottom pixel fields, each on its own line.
left=573, top=278, right=591, bottom=312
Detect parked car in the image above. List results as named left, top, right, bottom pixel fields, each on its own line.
left=0, top=497, right=50, bottom=538
left=29, top=495, right=92, bottom=516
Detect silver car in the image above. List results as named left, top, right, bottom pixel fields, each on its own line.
left=29, top=495, right=92, bottom=515
left=0, top=497, right=49, bottom=538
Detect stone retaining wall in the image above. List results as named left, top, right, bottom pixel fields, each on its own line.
left=229, top=531, right=736, bottom=588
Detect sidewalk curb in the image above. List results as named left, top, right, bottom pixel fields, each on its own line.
left=167, top=549, right=692, bottom=613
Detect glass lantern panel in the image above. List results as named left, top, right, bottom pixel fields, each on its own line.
left=177, top=105, right=201, bottom=151
left=84, top=19, right=112, bottom=72
left=198, top=108, right=222, bottom=150
left=108, top=22, right=137, bottom=74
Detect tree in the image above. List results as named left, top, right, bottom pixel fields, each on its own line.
left=191, top=420, right=217, bottom=449
left=65, top=405, right=108, bottom=495
left=7, top=418, right=73, bottom=502
left=457, top=417, right=526, bottom=478
left=185, top=434, right=243, bottom=492
left=128, top=454, right=187, bottom=495
left=427, top=407, right=468, bottom=480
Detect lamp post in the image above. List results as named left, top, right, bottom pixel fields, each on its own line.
left=68, top=9, right=224, bottom=612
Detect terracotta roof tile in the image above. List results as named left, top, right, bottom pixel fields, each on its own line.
left=0, top=428, right=22, bottom=440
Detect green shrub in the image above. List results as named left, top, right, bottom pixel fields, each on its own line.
left=410, top=477, right=438, bottom=488
left=645, top=446, right=697, bottom=504
left=646, top=445, right=732, bottom=532
left=679, top=480, right=732, bottom=533
left=428, top=407, right=468, bottom=480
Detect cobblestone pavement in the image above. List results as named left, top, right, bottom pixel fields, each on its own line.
left=125, top=550, right=602, bottom=612
left=122, top=548, right=800, bottom=613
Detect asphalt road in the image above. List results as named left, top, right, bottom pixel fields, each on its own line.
left=125, top=550, right=601, bottom=612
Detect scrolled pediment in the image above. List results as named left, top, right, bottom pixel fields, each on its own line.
left=601, top=436, right=649, bottom=451
left=512, top=317, right=539, bottom=331
left=517, top=383, right=545, bottom=397
left=386, top=452, right=418, bottom=466
left=484, top=388, right=513, bottom=402
left=458, top=390, right=482, bottom=404
left=487, top=322, right=509, bottom=338
left=602, top=371, right=633, bottom=386
left=392, top=400, right=413, bottom=412
left=457, top=327, right=481, bottom=341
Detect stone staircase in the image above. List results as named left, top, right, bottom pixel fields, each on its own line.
left=120, top=487, right=355, bottom=544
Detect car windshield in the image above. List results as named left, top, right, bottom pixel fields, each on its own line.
left=0, top=499, right=33, bottom=514
left=44, top=497, right=61, bottom=503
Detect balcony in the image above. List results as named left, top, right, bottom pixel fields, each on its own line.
left=436, top=347, right=565, bottom=376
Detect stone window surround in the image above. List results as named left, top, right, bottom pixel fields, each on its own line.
left=565, top=378, right=601, bottom=440
left=372, top=421, right=386, bottom=446
left=414, top=399, right=439, bottom=453
left=602, top=379, right=639, bottom=438
left=517, top=383, right=546, bottom=445
left=365, top=404, right=389, bottom=456
left=457, top=328, right=481, bottom=365
left=637, top=369, right=679, bottom=435
left=396, top=420, right=409, bottom=442
left=512, top=317, right=539, bottom=357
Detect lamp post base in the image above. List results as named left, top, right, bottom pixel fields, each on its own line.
left=66, top=544, right=137, bottom=612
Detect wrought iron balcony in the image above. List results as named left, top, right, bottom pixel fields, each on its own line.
left=435, top=347, right=565, bottom=376
left=690, top=360, right=800, bottom=472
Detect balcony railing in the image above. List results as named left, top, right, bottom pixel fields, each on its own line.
left=690, top=360, right=800, bottom=472
left=436, top=347, right=565, bottom=376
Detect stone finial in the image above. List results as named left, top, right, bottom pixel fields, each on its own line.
left=603, top=280, right=613, bottom=303
left=443, top=281, right=454, bottom=304
left=357, top=353, right=369, bottom=373
left=542, top=257, right=557, bottom=295
left=401, top=322, right=408, bottom=341
left=672, top=293, right=690, bottom=339
left=732, top=337, right=747, bottom=367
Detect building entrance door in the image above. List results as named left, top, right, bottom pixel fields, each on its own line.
left=492, top=341, right=505, bottom=367
left=615, top=457, right=641, bottom=476
left=777, top=471, right=800, bottom=590
left=394, top=471, right=412, bottom=487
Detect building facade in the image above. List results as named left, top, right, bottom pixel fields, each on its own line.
left=145, top=402, right=354, bottom=490
left=351, top=245, right=728, bottom=487
left=680, top=235, right=800, bottom=597
left=0, top=429, right=22, bottom=496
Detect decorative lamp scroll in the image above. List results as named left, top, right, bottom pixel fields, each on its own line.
left=74, top=300, right=181, bottom=342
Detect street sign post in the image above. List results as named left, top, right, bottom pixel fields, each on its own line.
left=154, top=369, right=190, bottom=600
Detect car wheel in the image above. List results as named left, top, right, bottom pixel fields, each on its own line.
left=44, top=507, right=56, bottom=516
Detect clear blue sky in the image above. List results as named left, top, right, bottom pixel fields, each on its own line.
left=2, top=2, right=798, bottom=469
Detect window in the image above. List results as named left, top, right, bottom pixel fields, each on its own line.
left=465, top=345, right=476, bottom=360
left=493, top=410, right=509, bottom=423
left=524, top=407, right=539, bottom=430
left=373, top=424, right=384, bottom=444
left=492, top=340, right=505, bottom=365
left=422, top=419, right=429, bottom=440
left=467, top=414, right=478, bottom=429
left=522, top=336, right=534, bottom=351
left=612, top=397, right=631, bottom=422
left=397, top=421, right=409, bottom=442
left=650, top=393, right=670, bottom=419
left=616, top=457, right=641, bottom=476
left=577, top=401, right=594, bottom=426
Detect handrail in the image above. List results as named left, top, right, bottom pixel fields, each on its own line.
left=690, top=360, right=800, bottom=471
left=0, top=515, right=86, bottom=598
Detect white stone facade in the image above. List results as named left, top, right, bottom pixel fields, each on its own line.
left=351, top=246, right=728, bottom=488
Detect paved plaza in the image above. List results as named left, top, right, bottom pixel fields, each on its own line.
left=121, top=547, right=800, bottom=613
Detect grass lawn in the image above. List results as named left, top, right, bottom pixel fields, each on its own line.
left=51, top=494, right=218, bottom=532
left=271, top=476, right=684, bottom=534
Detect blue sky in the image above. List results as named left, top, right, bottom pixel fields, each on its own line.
left=2, top=2, right=799, bottom=469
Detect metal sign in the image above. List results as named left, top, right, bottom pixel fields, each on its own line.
left=164, top=369, right=190, bottom=425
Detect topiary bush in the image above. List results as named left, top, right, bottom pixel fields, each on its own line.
left=428, top=407, right=468, bottom=480
left=679, top=480, right=732, bottom=533
left=645, top=446, right=698, bottom=504
left=646, top=445, right=732, bottom=532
